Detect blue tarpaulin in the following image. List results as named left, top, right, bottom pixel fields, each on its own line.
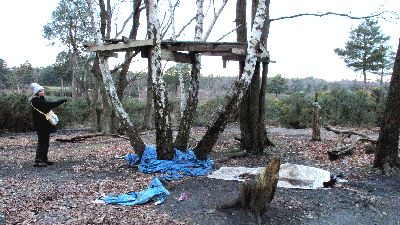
left=125, top=145, right=214, bottom=180
left=102, top=146, right=213, bottom=205
left=104, top=177, right=169, bottom=205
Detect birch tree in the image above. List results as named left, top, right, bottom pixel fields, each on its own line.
left=86, top=0, right=146, bottom=157
left=146, top=0, right=175, bottom=159
left=238, top=0, right=274, bottom=155
left=193, top=0, right=270, bottom=160
left=173, top=0, right=203, bottom=151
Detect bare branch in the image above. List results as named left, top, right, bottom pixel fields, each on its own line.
left=203, top=0, right=229, bottom=41
left=216, top=24, right=242, bottom=42
left=115, top=12, right=134, bottom=38
left=127, top=67, right=147, bottom=86
left=270, top=11, right=386, bottom=22
left=161, top=22, right=172, bottom=39
left=110, top=51, right=139, bottom=74
left=168, top=0, right=179, bottom=40
left=176, top=16, right=196, bottom=39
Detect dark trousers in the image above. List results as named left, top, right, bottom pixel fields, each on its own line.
left=35, top=132, right=50, bottom=163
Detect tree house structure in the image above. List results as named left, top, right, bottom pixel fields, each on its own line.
left=84, top=38, right=270, bottom=67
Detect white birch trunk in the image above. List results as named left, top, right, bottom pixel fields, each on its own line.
left=195, top=0, right=204, bottom=41
left=174, top=0, right=203, bottom=151
left=193, top=0, right=269, bottom=158
left=178, top=64, right=186, bottom=117
left=168, top=0, right=176, bottom=40
left=146, top=0, right=174, bottom=158
left=86, top=0, right=145, bottom=155
left=203, top=0, right=228, bottom=41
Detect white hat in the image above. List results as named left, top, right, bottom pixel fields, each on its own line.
left=30, top=83, right=44, bottom=95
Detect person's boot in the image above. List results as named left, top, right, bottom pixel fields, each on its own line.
left=33, top=162, right=48, bottom=167
left=45, top=160, right=54, bottom=165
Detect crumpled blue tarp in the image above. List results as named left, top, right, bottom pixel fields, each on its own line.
left=104, top=177, right=169, bottom=205
left=126, top=145, right=214, bottom=180
left=125, top=153, right=139, bottom=164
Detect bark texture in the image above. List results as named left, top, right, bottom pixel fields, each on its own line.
left=146, top=0, right=174, bottom=160
left=174, top=53, right=200, bottom=151
left=374, top=39, right=400, bottom=170
left=217, top=157, right=280, bottom=224
left=193, top=0, right=269, bottom=160
left=174, top=1, right=203, bottom=151
left=238, top=0, right=273, bottom=154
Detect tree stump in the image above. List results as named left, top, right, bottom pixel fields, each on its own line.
left=217, top=157, right=280, bottom=224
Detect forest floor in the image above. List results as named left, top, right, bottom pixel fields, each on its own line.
left=1, top=124, right=399, bottom=225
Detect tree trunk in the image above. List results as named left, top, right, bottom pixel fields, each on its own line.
left=239, top=0, right=273, bottom=154
left=141, top=73, right=153, bottom=131
left=174, top=53, right=200, bottom=151
left=114, top=0, right=142, bottom=134
left=87, top=0, right=146, bottom=158
left=374, top=39, right=400, bottom=170
left=146, top=0, right=174, bottom=160
left=91, top=53, right=113, bottom=134
left=116, top=0, right=141, bottom=101
left=193, top=0, right=269, bottom=160
left=99, top=56, right=146, bottom=156
left=174, top=1, right=203, bottom=151
left=217, top=157, right=280, bottom=224
left=311, top=92, right=321, bottom=141
left=90, top=59, right=101, bottom=132
left=260, top=62, right=274, bottom=147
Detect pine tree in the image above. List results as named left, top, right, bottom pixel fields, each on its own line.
left=334, top=19, right=390, bottom=88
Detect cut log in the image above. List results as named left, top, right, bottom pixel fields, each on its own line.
left=325, top=126, right=377, bottom=161
left=327, top=144, right=356, bottom=161
left=217, top=157, right=280, bottom=224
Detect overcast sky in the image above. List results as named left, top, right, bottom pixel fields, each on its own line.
left=0, top=0, right=399, bottom=82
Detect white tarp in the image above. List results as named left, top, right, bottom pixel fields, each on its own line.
left=207, top=163, right=331, bottom=189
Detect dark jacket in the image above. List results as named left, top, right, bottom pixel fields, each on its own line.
left=30, top=96, right=67, bottom=133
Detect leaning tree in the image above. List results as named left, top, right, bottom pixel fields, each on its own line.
left=374, top=38, right=400, bottom=172
left=85, top=0, right=395, bottom=161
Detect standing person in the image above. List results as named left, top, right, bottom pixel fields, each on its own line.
left=29, top=83, right=68, bottom=167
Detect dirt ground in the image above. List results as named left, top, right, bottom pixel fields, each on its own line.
left=1, top=124, right=399, bottom=224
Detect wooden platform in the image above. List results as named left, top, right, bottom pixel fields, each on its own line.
left=84, top=38, right=270, bottom=65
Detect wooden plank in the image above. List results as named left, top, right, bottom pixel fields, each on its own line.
left=160, top=49, right=191, bottom=63
left=85, top=39, right=154, bottom=52
left=231, top=48, right=270, bottom=58
left=222, top=55, right=270, bottom=62
left=162, top=41, right=247, bottom=52
left=231, top=48, right=246, bottom=55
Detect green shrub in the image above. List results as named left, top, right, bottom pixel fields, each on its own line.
left=319, top=88, right=381, bottom=127
left=0, top=92, right=34, bottom=132
left=53, top=98, right=90, bottom=128
left=266, top=93, right=313, bottom=128
left=122, top=98, right=147, bottom=127
left=194, top=97, right=225, bottom=125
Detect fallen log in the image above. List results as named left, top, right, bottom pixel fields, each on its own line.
left=217, top=157, right=280, bottom=224
left=56, top=133, right=129, bottom=142
left=325, top=126, right=373, bottom=140
left=325, top=126, right=376, bottom=161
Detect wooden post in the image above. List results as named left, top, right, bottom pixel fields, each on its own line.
left=311, top=92, right=321, bottom=141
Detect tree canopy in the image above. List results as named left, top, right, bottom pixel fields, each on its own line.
left=334, top=19, right=391, bottom=87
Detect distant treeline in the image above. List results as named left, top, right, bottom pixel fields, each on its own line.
left=0, top=74, right=390, bottom=133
